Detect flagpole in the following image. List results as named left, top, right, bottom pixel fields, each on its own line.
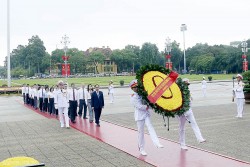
left=7, top=0, right=11, bottom=87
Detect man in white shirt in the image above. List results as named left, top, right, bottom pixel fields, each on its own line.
left=78, top=83, right=88, bottom=119
left=21, top=84, right=26, bottom=104
left=38, top=85, right=45, bottom=112
left=68, top=83, right=78, bottom=123
left=25, top=84, right=30, bottom=105
left=29, top=85, right=35, bottom=107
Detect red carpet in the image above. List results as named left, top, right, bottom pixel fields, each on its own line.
left=24, top=104, right=250, bottom=167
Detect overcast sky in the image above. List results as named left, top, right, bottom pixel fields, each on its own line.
left=0, top=0, right=249, bottom=66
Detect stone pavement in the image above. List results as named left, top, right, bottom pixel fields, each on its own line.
left=102, top=81, right=250, bottom=162
left=0, top=96, right=153, bottom=167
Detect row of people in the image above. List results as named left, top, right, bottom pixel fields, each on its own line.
left=21, top=84, right=57, bottom=115
left=55, top=81, right=104, bottom=128
left=22, top=81, right=105, bottom=128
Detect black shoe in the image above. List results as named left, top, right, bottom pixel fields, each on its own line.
left=83, top=117, right=88, bottom=119
left=97, top=124, right=100, bottom=127
left=72, top=120, right=76, bottom=123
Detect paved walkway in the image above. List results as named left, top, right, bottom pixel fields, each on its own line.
left=0, top=96, right=152, bottom=167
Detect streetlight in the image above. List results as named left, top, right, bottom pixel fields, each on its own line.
left=61, top=34, right=70, bottom=79
left=7, top=0, right=11, bottom=87
left=180, top=24, right=187, bottom=74
left=241, top=40, right=248, bottom=72
left=165, top=37, right=172, bottom=70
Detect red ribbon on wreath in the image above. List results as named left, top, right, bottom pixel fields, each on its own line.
left=147, top=71, right=178, bottom=104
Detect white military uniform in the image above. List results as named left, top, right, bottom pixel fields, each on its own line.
left=201, top=79, right=207, bottom=97
left=54, top=89, right=69, bottom=128
left=130, top=92, right=162, bottom=154
left=108, top=83, right=114, bottom=103
left=233, top=80, right=245, bottom=118
left=178, top=95, right=205, bottom=149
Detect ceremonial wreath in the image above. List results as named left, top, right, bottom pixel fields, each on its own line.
left=136, top=64, right=190, bottom=117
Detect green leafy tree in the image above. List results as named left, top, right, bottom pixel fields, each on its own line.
left=11, top=67, right=28, bottom=78
left=168, top=41, right=182, bottom=72
left=140, top=42, right=160, bottom=65
left=88, top=51, right=105, bottom=74
left=25, top=35, right=46, bottom=74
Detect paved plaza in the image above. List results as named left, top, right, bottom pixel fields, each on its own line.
left=0, top=81, right=249, bottom=166
left=102, top=81, right=250, bottom=162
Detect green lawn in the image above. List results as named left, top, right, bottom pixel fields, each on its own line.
left=0, top=74, right=236, bottom=87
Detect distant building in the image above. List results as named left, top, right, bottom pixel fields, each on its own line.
left=84, top=46, right=117, bottom=74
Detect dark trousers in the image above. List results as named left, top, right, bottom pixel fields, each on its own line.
left=30, top=98, right=34, bottom=107
left=55, top=109, right=58, bottom=116
left=26, top=94, right=30, bottom=104
left=78, top=99, right=87, bottom=118
left=39, top=98, right=43, bottom=111
left=34, top=96, right=37, bottom=109
left=94, top=107, right=102, bottom=125
left=23, top=93, right=26, bottom=104
left=48, top=98, right=54, bottom=114
left=69, top=100, right=77, bottom=121
left=43, top=98, right=48, bottom=112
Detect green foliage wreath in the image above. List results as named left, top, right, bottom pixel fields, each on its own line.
left=136, top=64, right=190, bottom=117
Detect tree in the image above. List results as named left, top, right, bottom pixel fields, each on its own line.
left=68, top=49, right=86, bottom=74
left=0, top=66, right=6, bottom=78
left=11, top=67, right=28, bottom=78
left=168, top=41, right=182, bottom=72
left=88, top=51, right=105, bottom=74
left=25, top=35, right=46, bottom=74
left=140, top=42, right=160, bottom=66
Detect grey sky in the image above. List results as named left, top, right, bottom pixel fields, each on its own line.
left=0, top=0, right=249, bottom=66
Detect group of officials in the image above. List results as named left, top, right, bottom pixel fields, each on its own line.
left=21, top=81, right=104, bottom=128
left=21, top=74, right=245, bottom=156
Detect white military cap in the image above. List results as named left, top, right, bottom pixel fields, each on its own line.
left=129, top=79, right=138, bottom=88
left=57, top=80, right=64, bottom=85
left=182, top=78, right=190, bottom=83
left=236, top=74, right=243, bottom=80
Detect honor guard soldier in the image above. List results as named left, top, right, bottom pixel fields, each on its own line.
left=129, top=79, right=163, bottom=156
left=201, top=76, right=207, bottom=97
left=54, top=80, right=70, bottom=128
left=233, top=74, right=245, bottom=118
left=68, top=83, right=78, bottom=123
left=178, top=78, right=206, bottom=150
left=108, top=80, right=115, bottom=103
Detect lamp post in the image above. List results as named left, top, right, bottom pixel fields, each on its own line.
left=7, top=0, right=11, bottom=87
left=165, top=37, right=172, bottom=70
left=61, top=35, right=70, bottom=79
left=180, top=24, right=187, bottom=74
left=241, top=40, right=248, bottom=72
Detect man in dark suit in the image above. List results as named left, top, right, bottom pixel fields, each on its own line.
left=91, top=84, right=104, bottom=127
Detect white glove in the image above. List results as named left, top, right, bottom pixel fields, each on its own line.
left=54, top=103, right=58, bottom=109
